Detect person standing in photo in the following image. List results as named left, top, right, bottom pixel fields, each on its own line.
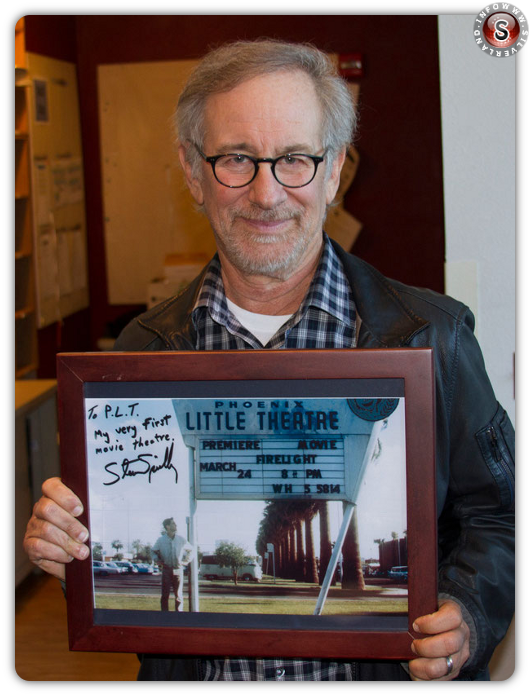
left=152, top=518, right=193, bottom=611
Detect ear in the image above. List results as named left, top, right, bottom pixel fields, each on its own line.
left=178, top=144, right=205, bottom=206
left=325, top=147, right=347, bottom=206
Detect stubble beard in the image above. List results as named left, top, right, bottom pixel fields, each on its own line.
left=214, top=205, right=322, bottom=281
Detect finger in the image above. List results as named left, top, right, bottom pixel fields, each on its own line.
left=412, top=627, right=466, bottom=659
left=23, top=531, right=89, bottom=582
left=30, top=559, right=67, bottom=583
left=24, top=503, right=90, bottom=585
left=24, top=534, right=76, bottom=569
left=42, top=477, right=84, bottom=517
left=410, top=624, right=470, bottom=681
left=413, top=600, right=463, bottom=634
left=32, top=494, right=89, bottom=545
left=409, top=655, right=460, bottom=681
left=25, top=516, right=89, bottom=562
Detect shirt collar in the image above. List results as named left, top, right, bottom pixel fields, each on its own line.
left=192, top=233, right=355, bottom=329
left=296, top=233, right=355, bottom=328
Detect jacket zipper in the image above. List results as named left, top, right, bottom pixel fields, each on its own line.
left=486, top=425, right=515, bottom=502
left=487, top=426, right=501, bottom=461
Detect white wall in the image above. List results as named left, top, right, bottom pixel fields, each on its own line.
left=438, top=15, right=515, bottom=425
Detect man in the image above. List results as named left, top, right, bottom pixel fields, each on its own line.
left=24, top=39, right=514, bottom=682
left=152, top=518, right=193, bottom=612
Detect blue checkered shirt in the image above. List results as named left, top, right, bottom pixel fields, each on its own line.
left=192, top=234, right=357, bottom=351
left=193, top=234, right=357, bottom=680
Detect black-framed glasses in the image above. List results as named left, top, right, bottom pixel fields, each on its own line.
left=195, top=145, right=326, bottom=189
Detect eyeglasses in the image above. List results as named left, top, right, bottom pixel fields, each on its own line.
left=195, top=145, right=326, bottom=189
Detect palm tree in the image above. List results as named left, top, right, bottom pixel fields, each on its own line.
left=341, top=506, right=365, bottom=589
left=317, top=501, right=332, bottom=585
left=304, top=506, right=319, bottom=583
left=294, top=515, right=305, bottom=581
left=256, top=500, right=315, bottom=581
left=131, top=539, right=143, bottom=562
left=111, top=539, right=124, bottom=560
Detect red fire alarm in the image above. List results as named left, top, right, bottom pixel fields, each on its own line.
left=338, top=53, right=363, bottom=79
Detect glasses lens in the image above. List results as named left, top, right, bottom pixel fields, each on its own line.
left=275, top=155, right=317, bottom=187
left=214, top=155, right=256, bottom=187
left=212, top=153, right=320, bottom=187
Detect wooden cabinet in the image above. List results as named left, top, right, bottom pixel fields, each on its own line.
left=15, top=19, right=38, bottom=378
left=15, top=380, right=60, bottom=585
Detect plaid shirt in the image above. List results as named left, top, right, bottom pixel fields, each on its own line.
left=199, top=657, right=354, bottom=681
left=193, top=234, right=357, bottom=681
left=192, top=234, right=357, bottom=351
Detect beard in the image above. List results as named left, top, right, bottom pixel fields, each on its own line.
left=211, top=204, right=324, bottom=280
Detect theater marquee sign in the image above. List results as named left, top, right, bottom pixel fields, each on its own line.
left=174, top=398, right=398, bottom=503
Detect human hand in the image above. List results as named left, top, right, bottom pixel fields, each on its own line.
left=23, top=477, right=90, bottom=582
left=409, top=600, right=471, bottom=680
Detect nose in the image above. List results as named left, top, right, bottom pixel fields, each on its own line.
left=247, top=162, right=288, bottom=208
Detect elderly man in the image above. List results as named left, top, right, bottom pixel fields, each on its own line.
left=24, top=39, right=514, bottom=682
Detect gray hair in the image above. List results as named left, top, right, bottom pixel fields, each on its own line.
left=175, top=39, right=357, bottom=177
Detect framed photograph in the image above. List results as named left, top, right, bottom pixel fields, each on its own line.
left=58, top=348, right=437, bottom=660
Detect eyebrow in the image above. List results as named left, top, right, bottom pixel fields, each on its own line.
left=214, top=142, right=318, bottom=156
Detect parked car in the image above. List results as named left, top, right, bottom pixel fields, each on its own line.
left=388, top=566, right=408, bottom=582
left=199, top=555, right=262, bottom=582
left=92, top=561, right=123, bottom=576
left=105, top=561, right=128, bottom=574
left=114, top=561, right=138, bottom=574
left=134, top=563, right=153, bottom=574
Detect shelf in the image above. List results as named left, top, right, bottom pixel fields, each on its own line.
left=15, top=18, right=38, bottom=378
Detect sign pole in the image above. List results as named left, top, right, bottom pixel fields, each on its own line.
left=188, top=447, right=199, bottom=611
left=266, top=542, right=276, bottom=583
left=313, top=502, right=355, bottom=616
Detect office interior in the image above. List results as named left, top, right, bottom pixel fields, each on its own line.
left=15, top=15, right=515, bottom=681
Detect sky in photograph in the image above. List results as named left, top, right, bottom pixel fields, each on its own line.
left=85, top=397, right=406, bottom=560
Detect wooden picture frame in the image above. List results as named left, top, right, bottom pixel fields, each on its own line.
left=58, top=348, right=437, bottom=660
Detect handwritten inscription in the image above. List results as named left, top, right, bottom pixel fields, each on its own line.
left=86, top=400, right=179, bottom=488
left=103, top=442, right=177, bottom=486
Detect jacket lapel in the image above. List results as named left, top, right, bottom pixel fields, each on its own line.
left=331, top=240, right=430, bottom=348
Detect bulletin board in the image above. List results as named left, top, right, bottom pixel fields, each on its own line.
left=98, top=60, right=216, bottom=306
left=97, top=58, right=362, bottom=306
left=27, top=52, right=89, bottom=328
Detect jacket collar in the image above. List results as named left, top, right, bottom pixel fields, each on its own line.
left=138, top=238, right=430, bottom=350
left=330, top=240, right=430, bottom=348
left=137, top=269, right=206, bottom=350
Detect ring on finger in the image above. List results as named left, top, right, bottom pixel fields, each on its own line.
left=445, top=655, right=454, bottom=676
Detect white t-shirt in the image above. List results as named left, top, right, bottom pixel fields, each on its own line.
left=226, top=298, right=292, bottom=346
